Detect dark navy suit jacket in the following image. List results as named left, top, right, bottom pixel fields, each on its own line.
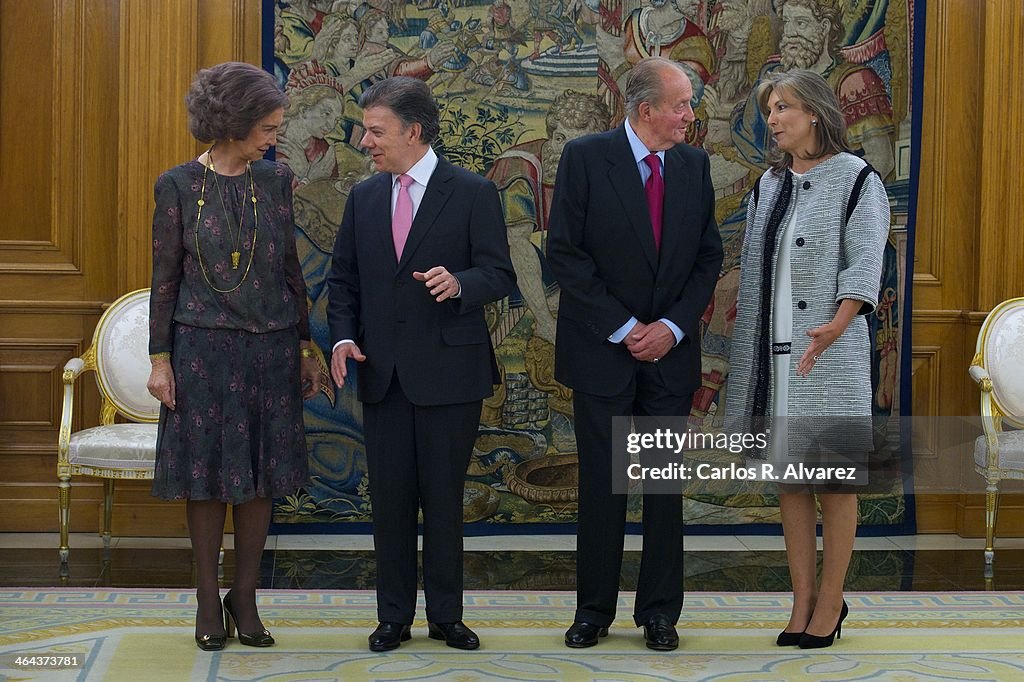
left=328, top=157, right=516, bottom=406
left=547, top=125, right=723, bottom=397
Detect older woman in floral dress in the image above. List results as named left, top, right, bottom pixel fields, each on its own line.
left=147, top=62, right=319, bottom=651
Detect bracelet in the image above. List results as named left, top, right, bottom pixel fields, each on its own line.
left=300, top=347, right=316, bottom=358
left=149, top=352, right=171, bottom=361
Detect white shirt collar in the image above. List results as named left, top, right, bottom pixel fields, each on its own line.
left=394, top=146, right=438, bottom=187
left=624, top=117, right=665, bottom=167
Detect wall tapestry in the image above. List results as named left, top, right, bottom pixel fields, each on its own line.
left=268, top=0, right=921, bottom=532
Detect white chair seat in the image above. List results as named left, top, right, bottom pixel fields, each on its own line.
left=68, top=423, right=157, bottom=470
left=974, top=430, right=1024, bottom=472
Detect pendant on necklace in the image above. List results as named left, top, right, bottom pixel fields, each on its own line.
left=231, top=251, right=241, bottom=269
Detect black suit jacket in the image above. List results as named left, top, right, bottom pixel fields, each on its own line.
left=547, top=125, right=723, bottom=397
left=327, top=157, right=516, bottom=406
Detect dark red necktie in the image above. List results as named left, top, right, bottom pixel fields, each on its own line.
left=643, top=153, right=664, bottom=250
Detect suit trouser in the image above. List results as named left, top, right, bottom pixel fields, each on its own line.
left=573, top=362, right=692, bottom=627
left=362, top=373, right=482, bottom=624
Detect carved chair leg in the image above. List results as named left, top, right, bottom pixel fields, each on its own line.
left=984, top=480, right=1000, bottom=567
left=102, top=479, right=115, bottom=549
left=58, top=473, right=71, bottom=565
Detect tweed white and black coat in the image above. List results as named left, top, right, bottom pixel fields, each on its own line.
left=726, top=152, right=890, bottom=425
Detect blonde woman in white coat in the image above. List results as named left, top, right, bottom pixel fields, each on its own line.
left=727, top=69, right=890, bottom=649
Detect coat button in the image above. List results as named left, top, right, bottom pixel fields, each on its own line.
left=802, top=181, right=811, bottom=190
left=797, top=300, right=807, bottom=310
left=795, top=237, right=805, bottom=247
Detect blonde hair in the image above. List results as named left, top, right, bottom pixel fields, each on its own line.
left=755, top=68, right=849, bottom=172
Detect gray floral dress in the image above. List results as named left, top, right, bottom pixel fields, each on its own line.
left=149, top=160, right=310, bottom=503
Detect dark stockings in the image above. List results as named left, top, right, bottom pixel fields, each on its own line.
left=187, top=496, right=272, bottom=635
left=187, top=499, right=226, bottom=637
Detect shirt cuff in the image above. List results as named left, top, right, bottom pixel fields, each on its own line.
left=658, top=318, right=685, bottom=346
left=332, top=340, right=355, bottom=353
left=608, top=317, right=638, bottom=344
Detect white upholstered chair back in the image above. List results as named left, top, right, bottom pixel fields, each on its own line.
left=976, top=298, right=1024, bottom=430
left=93, top=289, right=161, bottom=423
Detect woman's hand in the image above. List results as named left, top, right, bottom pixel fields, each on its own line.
left=796, top=299, right=862, bottom=376
left=147, top=357, right=176, bottom=409
left=797, top=322, right=843, bottom=376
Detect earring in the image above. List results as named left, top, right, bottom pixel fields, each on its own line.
left=811, top=120, right=818, bottom=126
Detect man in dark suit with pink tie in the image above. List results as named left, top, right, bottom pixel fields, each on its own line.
left=327, top=77, right=515, bottom=652
left=547, top=57, right=723, bottom=650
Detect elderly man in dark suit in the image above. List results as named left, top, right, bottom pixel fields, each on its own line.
left=327, top=76, right=515, bottom=652
left=547, top=56, right=723, bottom=650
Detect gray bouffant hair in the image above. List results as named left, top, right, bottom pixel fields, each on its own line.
left=186, top=62, right=288, bottom=143
left=358, top=76, right=440, bottom=144
left=756, top=68, right=850, bottom=172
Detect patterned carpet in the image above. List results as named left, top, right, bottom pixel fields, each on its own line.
left=1, top=590, right=1023, bottom=681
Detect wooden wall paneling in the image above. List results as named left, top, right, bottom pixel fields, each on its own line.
left=912, top=0, right=983, bottom=312
left=910, top=314, right=972, bottom=533
left=977, top=0, right=1024, bottom=310
left=78, top=0, right=123, bottom=301
left=0, top=0, right=119, bottom=293
left=51, top=0, right=86, bottom=284
left=954, top=492, right=1024, bottom=539
left=197, top=0, right=263, bottom=88
left=0, top=0, right=119, bottom=534
left=117, top=0, right=200, bottom=294
left=909, top=342, right=954, bottom=531
left=0, top=308, right=102, bottom=533
left=0, top=0, right=57, bottom=264
left=911, top=0, right=989, bottom=534
left=910, top=344, right=939, bottom=456
left=0, top=340, right=78, bottom=434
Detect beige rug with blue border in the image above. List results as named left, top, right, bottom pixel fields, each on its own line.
left=2, top=589, right=1023, bottom=681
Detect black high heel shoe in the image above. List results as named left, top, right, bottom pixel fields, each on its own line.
left=194, top=597, right=227, bottom=651
left=776, top=630, right=804, bottom=646
left=798, top=600, right=849, bottom=649
left=195, top=631, right=227, bottom=651
left=223, top=590, right=275, bottom=647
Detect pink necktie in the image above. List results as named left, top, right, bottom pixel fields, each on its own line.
left=643, top=153, right=664, bottom=251
left=392, top=173, right=414, bottom=258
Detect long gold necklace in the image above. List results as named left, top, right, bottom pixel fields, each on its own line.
left=193, top=147, right=258, bottom=293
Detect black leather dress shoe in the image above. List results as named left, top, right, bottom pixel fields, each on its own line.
left=564, top=621, right=609, bottom=648
left=427, top=621, right=480, bottom=650
left=368, top=622, right=411, bottom=652
left=642, top=614, right=679, bottom=651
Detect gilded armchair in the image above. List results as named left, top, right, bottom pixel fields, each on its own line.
left=58, top=288, right=160, bottom=565
left=968, top=296, right=1024, bottom=569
